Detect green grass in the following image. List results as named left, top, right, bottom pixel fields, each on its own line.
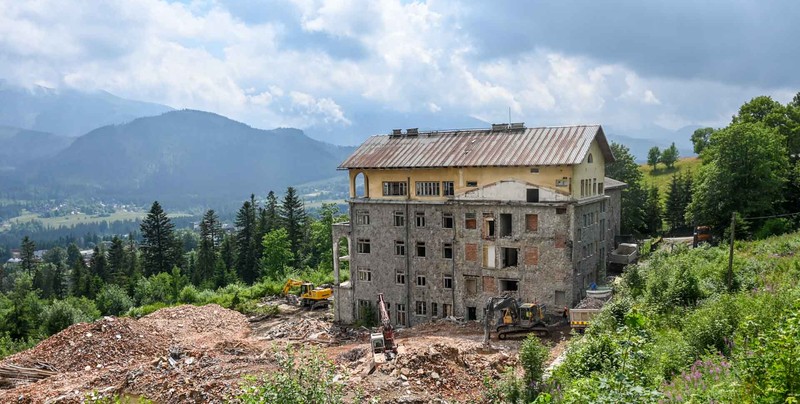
left=640, top=157, right=702, bottom=199
left=5, top=210, right=190, bottom=229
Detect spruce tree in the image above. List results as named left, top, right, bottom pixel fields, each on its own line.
left=280, top=187, right=307, bottom=268
left=264, top=191, right=279, bottom=233
left=71, top=257, right=89, bottom=297
left=20, top=236, right=36, bottom=275
left=196, top=209, right=221, bottom=286
left=643, top=185, right=663, bottom=235
left=139, top=201, right=180, bottom=276
left=89, top=246, right=109, bottom=283
left=220, top=233, right=237, bottom=281
left=107, top=236, right=127, bottom=286
left=235, top=196, right=259, bottom=284
left=66, top=243, right=83, bottom=268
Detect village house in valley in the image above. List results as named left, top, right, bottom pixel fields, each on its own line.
left=332, top=123, right=626, bottom=326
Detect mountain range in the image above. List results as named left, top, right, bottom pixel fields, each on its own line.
left=0, top=81, right=172, bottom=137
left=23, top=110, right=353, bottom=204
left=0, top=82, right=694, bottom=207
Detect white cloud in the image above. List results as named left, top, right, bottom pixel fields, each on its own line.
left=0, top=0, right=795, bottom=144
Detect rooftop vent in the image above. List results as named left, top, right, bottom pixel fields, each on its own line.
left=510, top=122, right=525, bottom=129
left=391, top=129, right=402, bottom=137
left=492, top=123, right=510, bottom=131
left=406, top=128, right=419, bottom=136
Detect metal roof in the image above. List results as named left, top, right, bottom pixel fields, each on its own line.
left=603, top=177, right=628, bottom=189
left=338, top=125, right=614, bottom=169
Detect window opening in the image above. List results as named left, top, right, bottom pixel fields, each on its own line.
left=466, top=180, right=478, bottom=187
left=416, top=241, right=426, bottom=257
left=467, top=307, right=477, bottom=321
left=415, top=301, right=427, bottom=316
left=499, top=279, right=519, bottom=292
left=443, top=276, right=453, bottom=289
left=501, top=248, right=519, bottom=268
left=396, top=269, right=406, bottom=285
left=396, top=304, right=407, bottom=326
left=357, top=267, right=372, bottom=282
left=442, top=213, right=454, bottom=228
left=443, top=242, right=453, bottom=259
left=526, top=188, right=540, bottom=202
left=357, top=239, right=371, bottom=254
left=393, top=211, right=405, bottom=226
left=499, top=213, right=512, bottom=237
left=443, top=181, right=455, bottom=196
left=415, top=181, right=440, bottom=196
left=383, top=181, right=407, bottom=196
left=416, top=275, right=426, bottom=286
left=356, top=210, right=370, bottom=225
left=395, top=240, right=405, bottom=256
left=415, top=211, right=426, bottom=227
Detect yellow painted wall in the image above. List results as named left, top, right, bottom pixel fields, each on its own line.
left=571, top=140, right=606, bottom=199
left=350, top=165, right=574, bottom=201
left=348, top=138, right=607, bottom=201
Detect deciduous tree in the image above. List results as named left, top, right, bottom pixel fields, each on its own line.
left=688, top=122, right=789, bottom=231
left=647, top=147, right=661, bottom=171
left=606, top=142, right=647, bottom=234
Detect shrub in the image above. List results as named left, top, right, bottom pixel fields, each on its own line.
left=96, top=284, right=134, bottom=316
left=237, top=346, right=345, bottom=403
left=177, top=285, right=199, bottom=304
left=520, top=334, right=550, bottom=399
left=127, top=302, right=169, bottom=318
left=0, top=332, right=37, bottom=360
left=682, top=295, right=739, bottom=357
left=41, top=299, right=93, bottom=335
left=482, top=367, right=526, bottom=404
left=753, top=218, right=794, bottom=240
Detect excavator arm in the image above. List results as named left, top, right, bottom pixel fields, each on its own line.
left=281, top=279, right=304, bottom=296
left=482, top=296, right=518, bottom=345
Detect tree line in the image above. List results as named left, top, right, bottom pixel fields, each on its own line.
left=608, top=93, right=800, bottom=238
left=0, top=187, right=346, bottom=349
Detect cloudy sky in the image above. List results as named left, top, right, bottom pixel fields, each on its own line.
left=1, top=0, right=798, bottom=145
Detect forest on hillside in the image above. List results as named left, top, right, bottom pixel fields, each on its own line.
left=608, top=94, right=800, bottom=239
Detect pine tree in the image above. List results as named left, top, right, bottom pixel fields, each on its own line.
left=643, top=185, right=663, bottom=235
left=195, top=209, right=221, bottom=286
left=140, top=201, right=180, bottom=276
left=220, top=233, right=237, bottom=282
left=264, top=191, right=280, bottom=233
left=52, top=263, right=66, bottom=299
left=665, top=172, right=693, bottom=231
left=280, top=187, right=307, bottom=268
left=71, top=258, right=89, bottom=297
left=89, top=245, right=109, bottom=283
left=20, top=236, right=36, bottom=275
left=66, top=243, right=83, bottom=268
left=235, top=196, right=259, bottom=284
left=107, top=236, right=127, bottom=286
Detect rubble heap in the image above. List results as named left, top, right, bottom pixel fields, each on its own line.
left=3, top=316, right=165, bottom=373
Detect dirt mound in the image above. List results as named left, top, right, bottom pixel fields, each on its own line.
left=358, top=336, right=518, bottom=402
left=1, top=316, right=165, bottom=373
left=141, top=303, right=250, bottom=346
left=0, top=304, right=261, bottom=403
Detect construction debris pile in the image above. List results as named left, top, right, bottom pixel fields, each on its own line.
left=252, top=315, right=364, bottom=344
left=575, top=296, right=609, bottom=310
left=341, top=337, right=518, bottom=402
left=0, top=304, right=270, bottom=403
left=0, top=302, right=559, bottom=403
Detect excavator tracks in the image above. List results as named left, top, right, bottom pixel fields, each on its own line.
left=496, top=326, right=551, bottom=340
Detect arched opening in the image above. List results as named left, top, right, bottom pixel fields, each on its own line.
left=352, top=172, right=369, bottom=198
left=587, top=153, right=594, bottom=163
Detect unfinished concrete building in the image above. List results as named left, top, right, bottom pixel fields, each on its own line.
left=332, top=124, right=625, bottom=326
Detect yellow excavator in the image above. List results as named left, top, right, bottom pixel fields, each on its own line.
left=281, top=279, right=333, bottom=309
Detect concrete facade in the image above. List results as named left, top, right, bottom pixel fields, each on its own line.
left=332, top=124, right=624, bottom=325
